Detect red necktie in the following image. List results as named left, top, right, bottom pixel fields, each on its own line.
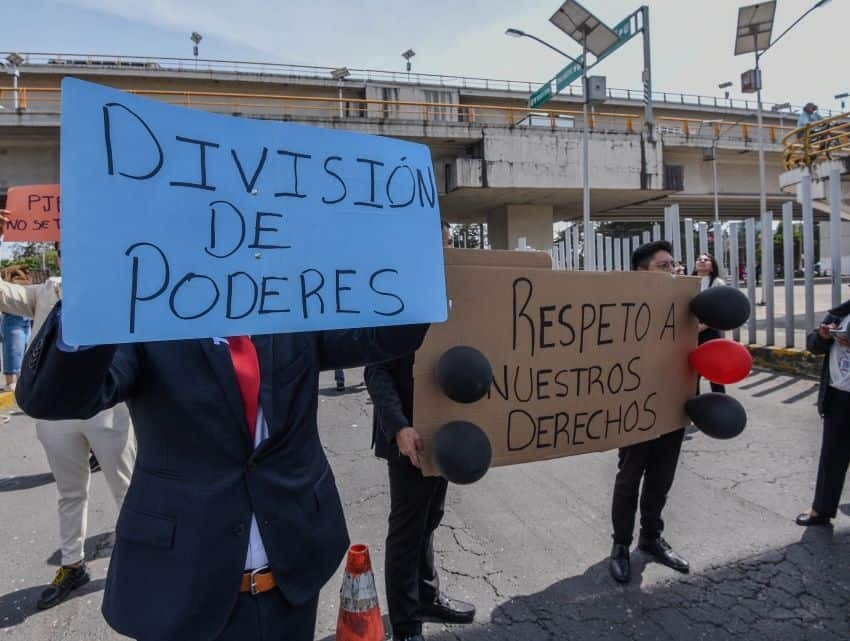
left=227, top=336, right=260, bottom=441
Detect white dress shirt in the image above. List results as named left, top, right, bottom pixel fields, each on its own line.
left=244, top=407, right=270, bottom=570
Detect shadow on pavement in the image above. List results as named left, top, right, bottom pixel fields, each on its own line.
left=0, top=472, right=54, bottom=492
left=0, top=578, right=106, bottom=628
left=320, top=530, right=848, bottom=641
left=46, top=531, right=114, bottom=566
left=318, top=383, right=367, bottom=397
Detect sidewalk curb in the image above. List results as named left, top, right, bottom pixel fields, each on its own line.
left=746, top=345, right=821, bottom=379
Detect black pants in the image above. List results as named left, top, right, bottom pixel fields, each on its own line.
left=214, top=588, right=318, bottom=641
left=698, top=328, right=726, bottom=394
left=611, top=428, right=685, bottom=546
left=813, top=389, right=850, bottom=518
left=386, top=455, right=449, bottom=638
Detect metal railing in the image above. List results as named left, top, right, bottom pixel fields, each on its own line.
left=783, top=111, right=850, bottom=169
left=0, top=85, right=795, bottom=144
left=0, top=51, right=836, bottom=117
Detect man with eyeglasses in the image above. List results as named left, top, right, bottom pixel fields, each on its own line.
left=609, top=240, right=690, bottom=584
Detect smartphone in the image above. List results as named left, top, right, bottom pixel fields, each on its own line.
left=829, top=328, right=850, bottom=340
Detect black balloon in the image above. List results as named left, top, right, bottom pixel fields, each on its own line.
left=432, top=421, right=492, bottom=484
left=685, top=393, right=747, bottom=439
left=689, top=286, right=750, bottom=330
left=436, top=346, right=493, bottom=404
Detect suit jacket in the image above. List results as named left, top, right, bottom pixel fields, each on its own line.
left=364, top=353, right=414, bottom=460
left=16, top=304, right=427, bottom=641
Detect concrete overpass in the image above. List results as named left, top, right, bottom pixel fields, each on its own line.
left=0, top=52, right=826, bottom=250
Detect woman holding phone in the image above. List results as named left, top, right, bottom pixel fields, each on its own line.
left=693, top=253, right=727, bottom=393
left=797, top=300, right=850, bottom=526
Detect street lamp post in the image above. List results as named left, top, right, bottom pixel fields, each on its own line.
left=401, top=49, right=415, bottom=82
left=735, top=0, right=832, bottom=235
left=580, top=32, right=592, bottom=270
left=190, top=32, right=202, bottom=70
left=331, top=67, right=350, bottom=118
left=5, top=52, right=23, bottom=111
left=506, top=27, right=594, bottom=268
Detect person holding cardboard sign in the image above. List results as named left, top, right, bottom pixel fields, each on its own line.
left=16, top=300, right=429, bottom=641
left=0, top=213, right=136, bottom=611
left=609, top=240, right=691, bottom=584
left=364, top=223, right=475, bottom=641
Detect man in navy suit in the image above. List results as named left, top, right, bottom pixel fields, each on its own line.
left=16, top=304, right=428, bottom=641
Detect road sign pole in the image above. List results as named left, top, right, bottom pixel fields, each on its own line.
left=640, top=5, right=654, bottom=139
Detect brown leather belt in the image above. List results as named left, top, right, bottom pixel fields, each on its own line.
left=240, top=567, right=276, bottom=595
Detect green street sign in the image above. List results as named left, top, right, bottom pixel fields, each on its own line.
left=529, top=82, right=553, bottom=109
left=597, top=14, right=638, bottom=62
left=526, top=10, right=640, bottom=111
left=614, top=16, right=632, bottom=39
left=529, top=54, right=585, bottom=109
left=555, top=55, right=585, bottom=93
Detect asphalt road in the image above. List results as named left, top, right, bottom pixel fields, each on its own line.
left=1, top=367, right=847, bottom=641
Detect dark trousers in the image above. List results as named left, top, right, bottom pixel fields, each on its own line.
left=334, top=369, right=345, bottom=385
left=213, top=588, right=318, bottom=641
left=611, top=428, right=686, bottom=546
left=698, top=328, right=726, bottom=393
left=813, top=389, right=850, bottom=518
left=386, top=455, right=448, bottom=638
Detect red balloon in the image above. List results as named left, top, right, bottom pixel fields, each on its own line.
left=688, top=339, right=752, bottom=384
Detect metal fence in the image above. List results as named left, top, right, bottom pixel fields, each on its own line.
left=551, top=168, right=846, bottom=349
left=0, top=85, right=796, bottom=145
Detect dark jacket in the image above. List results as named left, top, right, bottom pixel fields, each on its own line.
left=16, top=303, right=427, bottom=641
left=808, top=299, right=850, bottom=416
left=364, top=353, right=414, bottom=459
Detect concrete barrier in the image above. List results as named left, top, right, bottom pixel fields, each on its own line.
left=746, top=345, right=821, bottom=379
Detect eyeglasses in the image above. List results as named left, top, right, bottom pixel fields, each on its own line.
left=650, top=260, right=676, bottom=270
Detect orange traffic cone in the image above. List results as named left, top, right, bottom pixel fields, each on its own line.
left=336, top=544, right=385, bottom=641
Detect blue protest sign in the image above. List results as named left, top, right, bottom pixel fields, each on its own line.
left=59, top=78, right=447, bottom=344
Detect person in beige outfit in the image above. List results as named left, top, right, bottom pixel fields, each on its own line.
left=0, top=212, right=135, bottom=610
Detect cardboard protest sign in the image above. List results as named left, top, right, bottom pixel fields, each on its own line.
left=59, top=78, right=447, bottom=344
left=4, top=184, right=61, bottom=242
left=413, top=259, right=700, bottom=476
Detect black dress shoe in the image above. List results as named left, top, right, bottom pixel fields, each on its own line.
left=795, top=512, right=831, bottom=526
left=419, top=593, right=475, bottom=624
left=36, top=564, right=90, bottom=610
left=638, top=536, right=689, bottom=573
left=609, top=543, right=631, bottom=583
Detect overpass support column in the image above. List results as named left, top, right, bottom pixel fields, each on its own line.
left=486, top=205, right=554, bottom=250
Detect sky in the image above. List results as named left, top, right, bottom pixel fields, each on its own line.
left=3, top=0, right=847, bottom=111
left=1, top=0, right=846, bottom=259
